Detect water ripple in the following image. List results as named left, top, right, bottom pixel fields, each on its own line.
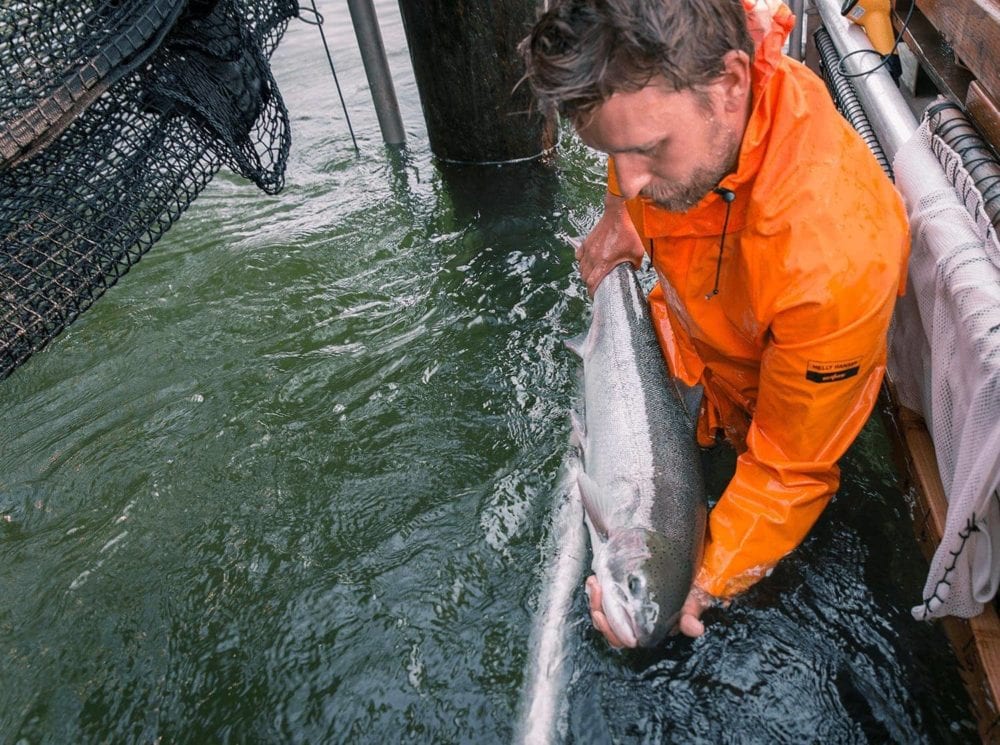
left=0, top=6, right=979, bottom=742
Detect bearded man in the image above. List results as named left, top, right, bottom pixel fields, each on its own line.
left=521, top=0, right=909, bottom=643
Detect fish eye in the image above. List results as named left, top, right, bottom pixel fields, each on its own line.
left=627, top=575, right=642, bottom=595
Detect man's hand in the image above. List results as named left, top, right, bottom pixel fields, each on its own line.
left=585, top=574, right=630, bottom=648
left=677, top=585, right=714, bottom=638
left=585, top=574, right=714, bottom=646
left=574, top=192, right=646, bottom=296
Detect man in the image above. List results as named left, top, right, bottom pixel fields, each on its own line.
left=520, top=0, right=909, bottom=643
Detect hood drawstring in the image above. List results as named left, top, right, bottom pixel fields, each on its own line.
left=706, top=187, right=736, bottom=300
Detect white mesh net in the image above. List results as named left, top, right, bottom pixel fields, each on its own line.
left=890, top=115, right=1000, bottom=620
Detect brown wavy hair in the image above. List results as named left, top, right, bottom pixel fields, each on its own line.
left=520, top=0, right=754, bottom=119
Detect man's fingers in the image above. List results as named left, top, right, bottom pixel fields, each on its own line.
left=585, top=263, right=613, bottom=298
left=679, top=612, right=705, bottom=638
left=585, top=575, right=624, bottom=648
left=593, top=576, right=713, bottom=643
left=592, top=609, right=624, bottom=649
left=587, top=269, right=604, bottom=296
left=675, top=585, right=713, bottom=638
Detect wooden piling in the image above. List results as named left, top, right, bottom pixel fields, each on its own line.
left=396, top=0, right=555, bottom=163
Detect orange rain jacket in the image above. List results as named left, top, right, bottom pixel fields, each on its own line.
left=607, top=1, right=909, bottom=599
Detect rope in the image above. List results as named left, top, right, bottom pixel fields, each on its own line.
left=301, top=1, right=359, bottom=153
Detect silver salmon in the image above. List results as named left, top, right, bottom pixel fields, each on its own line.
left=567, top=263, right=706, bottom=648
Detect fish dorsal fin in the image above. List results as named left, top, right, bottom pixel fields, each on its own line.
left=577, top=470, right=613, bottom=540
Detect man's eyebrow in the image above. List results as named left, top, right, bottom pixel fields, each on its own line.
left=613, top=138, right=664, bottom=154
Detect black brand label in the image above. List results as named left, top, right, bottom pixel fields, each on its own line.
left=806, top=358, right=861, bottom=384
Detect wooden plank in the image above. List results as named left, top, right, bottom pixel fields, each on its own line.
left=967, top=81, right=1000, bottom=156
left=966, top=611, right=1000, bottom=742
left=914, top=0, right=1000, bottom=106
left=894, top=406, right=949, bottom=543
left=881, top=395, right=1000, bottom=742
left=942, top=609, right=1000, bottom=743
left=803, top=3, right=824, bottom=78
left=894, top=1, right=974, bottom=106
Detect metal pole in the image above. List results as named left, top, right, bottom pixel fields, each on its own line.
left=813, top=0, right=917, bottom=160
left=814, top=27, right=894, bottom=178
left=788, top=0, right=805, bottom=61
left=345, top=0, right=406, bottom=146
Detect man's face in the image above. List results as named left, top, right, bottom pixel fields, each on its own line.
left=576, top=81, right=744, bottom=212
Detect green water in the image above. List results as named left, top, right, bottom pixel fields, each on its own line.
left=0, top=5, right=979, bottom=743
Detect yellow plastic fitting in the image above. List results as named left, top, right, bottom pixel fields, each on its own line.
left=841, top=0, right=896, bottom=55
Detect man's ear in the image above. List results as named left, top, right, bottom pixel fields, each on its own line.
left=716, top=50, right=752, bottom=113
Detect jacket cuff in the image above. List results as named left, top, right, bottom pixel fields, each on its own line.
left=696, top=560, right=775, bottom=599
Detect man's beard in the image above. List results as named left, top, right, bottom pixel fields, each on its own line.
left=641, top=123, right=741, bottom=213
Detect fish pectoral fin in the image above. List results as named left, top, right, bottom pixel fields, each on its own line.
left=577, top=470, right=613, bottom=540
left=569, top=411, right=586, bottom=450
left=564, top=332, right=588, bottom=358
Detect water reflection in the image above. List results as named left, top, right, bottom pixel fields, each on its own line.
left=436, top=157, right=561, bottom=226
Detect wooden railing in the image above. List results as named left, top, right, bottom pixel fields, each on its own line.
left=894, top=0, right=1000, bottom=151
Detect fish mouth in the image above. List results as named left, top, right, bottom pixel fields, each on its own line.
left=604, top=585, right=640, bottom=648
left=638, top=609, right=676, bottom=647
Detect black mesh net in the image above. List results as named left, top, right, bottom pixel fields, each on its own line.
left=1, top=0, right=299, bottom=380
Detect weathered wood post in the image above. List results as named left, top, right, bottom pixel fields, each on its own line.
left=396, top=0, right=555, bottom=163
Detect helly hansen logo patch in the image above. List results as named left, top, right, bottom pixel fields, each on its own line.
left=806, top=358, right=861, bottom=383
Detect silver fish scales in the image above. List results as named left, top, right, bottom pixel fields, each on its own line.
left=568, top=263, right=707, bottom=648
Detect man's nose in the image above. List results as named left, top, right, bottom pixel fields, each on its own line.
left=612, top=155, right=651, bottom=199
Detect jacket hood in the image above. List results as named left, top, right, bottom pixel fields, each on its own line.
left=624, top=0, right=796, bottom=239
